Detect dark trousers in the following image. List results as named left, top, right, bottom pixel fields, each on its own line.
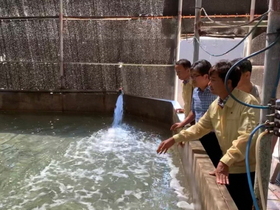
left=227, top=172, right=255, bottom=210
left=199, top=132, right=223, bottom=167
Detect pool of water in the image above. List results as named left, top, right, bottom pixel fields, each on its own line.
left=0, top=112, right=193, bottom=210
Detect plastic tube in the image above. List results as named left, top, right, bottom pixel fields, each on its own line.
left=246, top=124, right=265, bottom=210
left=255, top=130, right=269, bottom=210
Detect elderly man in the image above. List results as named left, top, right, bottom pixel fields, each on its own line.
left=174, top=59, right=193, bottom=118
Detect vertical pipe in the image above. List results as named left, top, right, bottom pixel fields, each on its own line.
left=245, top=0, right=256, bottom=57
left=175, top=0, right=183, bottom=61
left=256, top=0, right=280, bottom=209
left=193, top=0, right=202, bottom=63
left=59, top=0, right=65, bottom=89
left=174, top=0, right=183, bottom=101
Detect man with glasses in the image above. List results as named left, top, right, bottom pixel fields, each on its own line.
left=171, top=59, right=221, bottom=167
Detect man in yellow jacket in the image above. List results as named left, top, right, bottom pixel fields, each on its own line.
left=174, top=59, right=193, bottom=118
left=157, top=60, right=260, bottom=210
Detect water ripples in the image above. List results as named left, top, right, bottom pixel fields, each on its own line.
left=0, top=121, right=193, bottom=210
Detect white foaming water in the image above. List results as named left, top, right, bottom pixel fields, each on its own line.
left=168, top=158, right=194, bottom=210
left=112, top=93, right=124, bottom=127
left=0, top=114, right=193, bottom=210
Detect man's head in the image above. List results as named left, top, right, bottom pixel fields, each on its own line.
left=209, top=60, right=241, bottom=97
left=191, top=59, right=212, bottom=89
left=175, top=59, right=191, bottom=81
left=231, top=58, right=252, bottom=84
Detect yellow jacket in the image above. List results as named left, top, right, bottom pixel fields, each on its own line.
left=182, top=82, right=193, bottom=117
left=173, top=88, right=260, bottom=174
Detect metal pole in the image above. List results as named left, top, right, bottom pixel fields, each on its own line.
left=174, top=0, right=183, bottom=101
left=245, top=0, right=256, bottom=57
left=59, top=0, right=65, bottom=89
left=193, top=0, right=202, bottom=63
left=256, top=0, right=280, bottom=209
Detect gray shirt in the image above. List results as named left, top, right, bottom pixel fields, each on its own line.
left=250, top=83, right=261, bottom=102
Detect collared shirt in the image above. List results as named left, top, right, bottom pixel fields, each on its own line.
left=218, top=95, right=230, bottom=108
left=183, top=80, right=189, bottom=85
left=191, top=86, right=217, bottom=122
left=173, top=88, right=260, bottom=174
left=182, top=81, right=193, bottom=117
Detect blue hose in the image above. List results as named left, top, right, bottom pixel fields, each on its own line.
left=246, top=124, right=265, bottom=210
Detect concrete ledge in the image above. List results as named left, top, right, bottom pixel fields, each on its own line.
left=175, top=141, right=238, bottom=210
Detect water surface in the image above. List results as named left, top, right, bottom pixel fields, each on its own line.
left=0, top=113, right=193, bottom=210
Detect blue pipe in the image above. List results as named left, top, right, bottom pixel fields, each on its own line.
left=246, top=124, right=265, bottom=210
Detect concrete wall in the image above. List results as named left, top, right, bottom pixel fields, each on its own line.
left=0, top=91, right=118, bottom=113
left=123, top=94, right=177, bottom=125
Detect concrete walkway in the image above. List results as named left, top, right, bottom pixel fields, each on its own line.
left=268, top=157, right=280, bottom=210
left=267, top=183, right=280, bottom=210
